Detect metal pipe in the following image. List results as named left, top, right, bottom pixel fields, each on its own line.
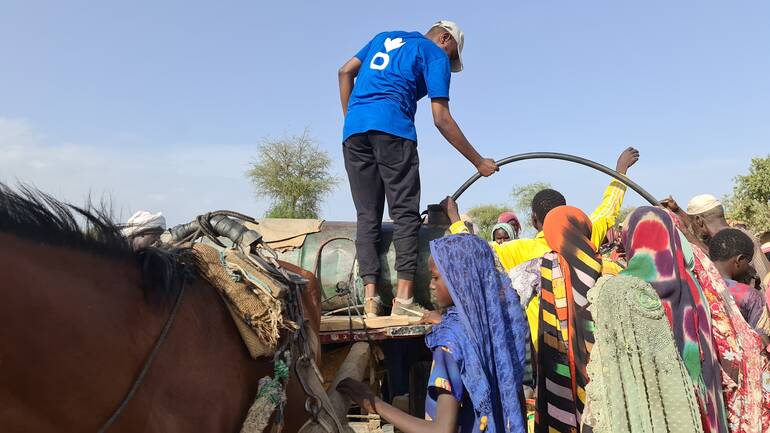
left=450, top=151, right=660, bottom=206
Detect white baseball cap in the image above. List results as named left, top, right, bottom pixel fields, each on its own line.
left=431, top=20, right=464, bottom=72
left=686, top=194, right=723, bottom=215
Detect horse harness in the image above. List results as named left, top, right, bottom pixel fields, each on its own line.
left=97, top=277, right=187, bottom=433
left=97, top=212, right=345, bottom=433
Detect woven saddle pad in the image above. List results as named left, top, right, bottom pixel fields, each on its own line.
left=194, top=243, right=298, bottom=358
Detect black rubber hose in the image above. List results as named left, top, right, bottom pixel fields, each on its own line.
left=209, top=214, right=250, bottom=244
left=168, top=220, right=199, bottom=242
left=451, top=152, right=659, bottom=206
left=168, top=214, right=260, bottom=245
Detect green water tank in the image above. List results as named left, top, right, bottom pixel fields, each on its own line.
left=275, top=221, right=449, bottom=312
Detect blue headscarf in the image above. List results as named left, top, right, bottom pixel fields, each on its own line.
left=425, top=234, right=528, bottom=433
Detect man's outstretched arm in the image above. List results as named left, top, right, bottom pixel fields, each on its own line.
left=338, top=57, right=362, bottom=116
left=589, top=147, right=640, bottom=247
left=431, top=99, right=498, bottom=177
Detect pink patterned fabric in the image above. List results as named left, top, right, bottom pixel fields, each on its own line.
left=664, top=208, right=770, bottom=432
left=692, top=245, right=770, bottom=433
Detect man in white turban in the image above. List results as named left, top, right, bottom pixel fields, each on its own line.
left=121, top=211, right=166, bottom=250
left=686, top=194, right=770, bottom=288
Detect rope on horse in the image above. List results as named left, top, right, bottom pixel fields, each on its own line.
left=239, top=360, right=290, bottom=433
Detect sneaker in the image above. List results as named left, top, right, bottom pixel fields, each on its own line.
left=364, top=296, right=382, bottom=318
left=391, top=299, right=429, bottom=318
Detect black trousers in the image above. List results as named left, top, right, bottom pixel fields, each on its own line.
left=343, top=131, right=421, bottom=285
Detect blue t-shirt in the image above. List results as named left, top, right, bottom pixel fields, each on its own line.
left=343, top=31, right=451, bottom=142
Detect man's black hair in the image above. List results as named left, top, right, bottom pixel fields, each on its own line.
left=708, top=228, right=754, bottom=262
left=531, top=189, right=567, bottom=224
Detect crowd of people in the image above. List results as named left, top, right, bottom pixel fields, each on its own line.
left=332, top=17, right=770, bottom=433
left=337, top=151, right=770, bottom=433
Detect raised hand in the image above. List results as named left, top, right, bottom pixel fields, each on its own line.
left=615, top=147, right=640, bottom=175
left=439, top=196, right=461, bottom=224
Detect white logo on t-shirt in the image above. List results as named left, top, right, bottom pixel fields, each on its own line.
left=370, top=37, right=406, bottom=70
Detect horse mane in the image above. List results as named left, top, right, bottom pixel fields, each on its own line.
left=0, top=183, right=199, bottom=304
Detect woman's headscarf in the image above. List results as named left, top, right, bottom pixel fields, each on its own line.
left=535, top=205, right=601, bottom=433
left=498, top=211, right=522, bottom=237
left=425, top=234, right=528, bottom=433
left=621, top=206, right=728, bottom=433
left=669, top=209, right=770, bottom=432
left=491, top=222, right=516, bottom=242
left=695, top=244, right=769, bottom=432
left=582, top=275, right=705, bottom=433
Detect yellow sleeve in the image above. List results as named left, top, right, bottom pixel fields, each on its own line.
left=589, top=179, right=628, bottom=249
left=490, top=240, right=532, bottom=271
left=526, top=295, right=540, bottom=351
left=601, top=259, right=623, bottom=276
left=448, top=221, right=529, bottom=270
left=448, top=220, right=469, bottom=234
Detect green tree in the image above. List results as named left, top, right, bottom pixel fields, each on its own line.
left=510, top=182, right=551, bottom=236
left=246, top=130, right=338, bottom=219
left=617, top=207, right=636, bottom=228
left=725, top=156, right=770, bottom=234
left=467, top=204, right=509, bottom=241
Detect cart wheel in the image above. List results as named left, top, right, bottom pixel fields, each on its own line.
left=408, top=361, right=432, bottom=417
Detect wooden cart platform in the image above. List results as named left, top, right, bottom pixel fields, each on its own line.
left=320, top=315, right=432, bottom=344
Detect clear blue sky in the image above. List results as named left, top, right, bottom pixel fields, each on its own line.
left=1, top=1, right=768, bottom=225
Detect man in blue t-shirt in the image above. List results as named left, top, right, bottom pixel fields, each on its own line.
left=338, top=20, right=498, bottom=317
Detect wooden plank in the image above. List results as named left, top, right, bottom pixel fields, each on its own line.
left=320, top=328, right=387, bottom=344
left=385, top=324, right=432, bottom=338
left=320, top=315, right=416, bottom=332
left=348, top=414, right=383, bottom=433
left=319, top=324, right=433, bottom=344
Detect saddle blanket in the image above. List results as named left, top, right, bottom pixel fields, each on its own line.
left=194, top=243, right=298, bottom=358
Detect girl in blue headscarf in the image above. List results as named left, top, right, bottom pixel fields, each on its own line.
left=337, top=234, right=529, bottom=433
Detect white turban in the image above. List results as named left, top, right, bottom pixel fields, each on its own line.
left=121, top=211, right=166, bottom=237
left=686, top=194, right=722, bottom=215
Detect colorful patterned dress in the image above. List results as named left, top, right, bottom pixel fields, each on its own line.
left=534, top=206, right=601, bottom=433
left=425, top=346, right=486, bottom=432
left=693, top=250, right=770, bottom=433
left=621, top=207, right=729, bottom=433
left=668, top=208, right=770, bottom=432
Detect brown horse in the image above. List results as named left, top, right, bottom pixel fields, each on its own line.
left=0, top=185, right=322, bottom=433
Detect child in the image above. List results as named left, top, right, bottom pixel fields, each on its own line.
left=337, top=234, right=528, bottom=432
left=491, top=222, right=516, bottom=244
left=709, top=228, right=770, bottom=338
